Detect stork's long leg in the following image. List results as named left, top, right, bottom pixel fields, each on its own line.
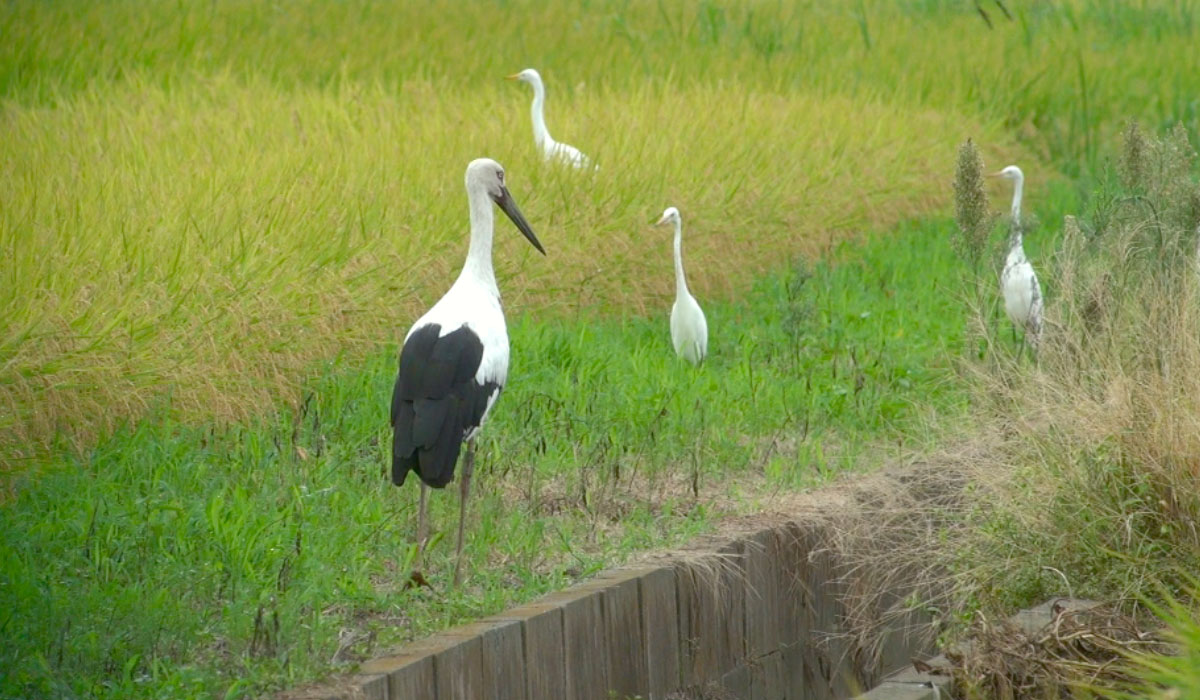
left=417, top=482, right=429, bottom=556
left=453, top=438, right=476, bottom=587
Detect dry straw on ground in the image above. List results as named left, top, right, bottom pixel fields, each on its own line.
left=948, top=601, right=1172, bottom=699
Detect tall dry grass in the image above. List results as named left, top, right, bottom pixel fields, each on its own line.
left=818, top=126, right=1200, bottom=698
left=950, top=122, right=1200, bottom=616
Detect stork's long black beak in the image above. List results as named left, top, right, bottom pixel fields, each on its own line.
left=493, top=186, right=545, bottom=255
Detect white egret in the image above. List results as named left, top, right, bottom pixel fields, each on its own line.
left=506, top=68, right=593, bottom=169
left=656, top=207, right=708, bottom=365
left=391, top=158, right=545, bottom=586
left=992, top=165, right=1043, bottom=352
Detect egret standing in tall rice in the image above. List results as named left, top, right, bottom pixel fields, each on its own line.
left=656, top=207, right=708, bottom=365
left=992, top=165, right=1043, bottom=352
left=391, top=158, right=545, bottom=586
left=506, top=68, right=592, bottom=169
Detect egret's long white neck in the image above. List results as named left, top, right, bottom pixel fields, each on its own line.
left=526, top=77, right=552, bottom=149
left=1010, top=174, right=1024, bottom=227
left=672, top=218, right=690, bottom=298
left=460, top=187, right=498, bottom=293
left=1009, top=174, right=1025, bottom=251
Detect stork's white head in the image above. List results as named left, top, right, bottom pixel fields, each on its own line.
left=991, top=165, right=1024, bottom=182
left=465, top=158, right=506, bottom=197
left=465, top=158, right=545, bottom=255
left=655, top=207, right=681, bottom=226
left=506, top=68, right=542, bottom=86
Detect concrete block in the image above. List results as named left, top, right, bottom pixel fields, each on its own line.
left=801, top=636, right=836, bottom=700
left=717, top=539, right=748, bottom=668
left=744, top=527, right=783, bottom=657
left=749, top=651, right=786, bottom=700
left=350, top=673, right=388, bottom=700
left=780, top=642, right=806, bottom=700
left=543, top=587, right=610, bottom=700
left=720, top=665, right=751, bottom=697
left=489, top=602, right=566, bottom=700
left=480, top=618, right=526, bottom=700
left=433, top=626, right=486, bottom=700
left=676, top=544, right=746, bottom=687
left=777, top=521, right=816, bottom=648
left=359, top=644, right=436, bottom=700
left=676, top=558, right=717, bottom=685
left=875, top=607, right=935, bottom=679
left=597, top=568, right=651, bottom=698
left=880, top=656, right=952, bottom=697
left=639, top=566, right=680, bottom=699
left=854, top=681, right=941, bottom=700
left=797, top=530, right=870, bottom=700
left=1010, top=598, right=1098, bottom=636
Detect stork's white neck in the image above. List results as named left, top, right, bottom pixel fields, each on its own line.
left=459, top=186, right=498, bottom=294
left=672, top=219, right=690, bottom=298
left=527, top=77, right=552, bottom=149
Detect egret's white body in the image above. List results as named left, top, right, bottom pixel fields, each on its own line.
left=657, top=207, right=708, bottom=364
left=994, top=165, right=1043, bottom=349
left=391, top=158, right=544, bottom=586
left=507, top=68, right=592, bottom=169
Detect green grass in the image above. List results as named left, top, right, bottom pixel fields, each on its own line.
left=0, top=218, right=970, bottom=698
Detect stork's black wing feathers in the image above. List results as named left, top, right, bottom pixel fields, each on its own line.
left=391, top=323, right=501, bottom=488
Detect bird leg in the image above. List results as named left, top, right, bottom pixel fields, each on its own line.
left=416, top=482, right=429, bottom=556
left=453, top=438, right=476, bottom=587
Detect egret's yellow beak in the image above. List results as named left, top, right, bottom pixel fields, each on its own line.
left=505, top=73, right=521, bottom=81
left=987, top=171, right=1004, bottom=177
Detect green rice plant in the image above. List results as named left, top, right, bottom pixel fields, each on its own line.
left=0, top=67, right=998, bottom=465
left=4, top=0, right=1200, bottom=464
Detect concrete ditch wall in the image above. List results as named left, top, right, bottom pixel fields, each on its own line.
left=283, top=516, right=935, bottom=700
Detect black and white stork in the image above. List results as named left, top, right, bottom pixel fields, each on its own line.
left=390, top=158, right=545, bottom=586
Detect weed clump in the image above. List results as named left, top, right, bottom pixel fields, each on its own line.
left=885, top=124, right=1200, bottom=698
left=1119, top=120, right=1149, bottom=193
left=952, top=138, right=995, bottom=271
left=949, top=601, right=1172, bottom=699
left=966, top=124, right=1200, bottom=603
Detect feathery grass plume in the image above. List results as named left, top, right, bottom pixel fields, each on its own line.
left=1119, top=120, right=1148, bottom=193
left=953, top=138, right=993, bottom=271
left=1113, top=123, right=1200, bottom=269
left=1160, top=123, right=1200, bottom=235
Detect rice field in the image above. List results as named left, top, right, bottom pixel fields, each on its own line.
left=2, top=0, right=1199, bottom=697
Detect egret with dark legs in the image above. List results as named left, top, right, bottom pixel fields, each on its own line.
left=390, top=158, right=545, bottom=586
left=506, top=68, right=592, bottom=169
left=656, top=207, right=708, bottom=365
left=992, top=165, right=1043, bottom=356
